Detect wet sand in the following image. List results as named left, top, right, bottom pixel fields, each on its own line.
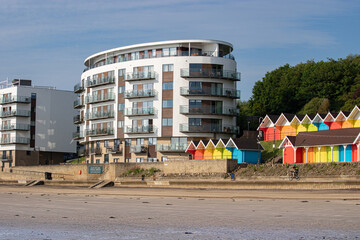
left=1, top=185, right=360, bottom=239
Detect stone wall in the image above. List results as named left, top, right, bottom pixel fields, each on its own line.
left=163, top=159, right=238, bottom=175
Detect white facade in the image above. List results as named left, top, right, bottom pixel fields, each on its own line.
left=0, top=80, right=77, bottom=167
left=75, top=40, right=240, bottom=163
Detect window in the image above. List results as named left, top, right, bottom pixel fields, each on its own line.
left=114, top=139, right=121, bottom=146
left=189, top=118, right=201, bottom=126
left=118, top=103, right=125, bottom=111
left=144, top=50, right=149, bottom=58
left=26, top=151, right=31, bottom=156
left=163, top=64, right=174, bottom=72
left=104, top=140, right=109, bottom=147
left=161, top=156, right=168, bottom=162
left=118, top=121, right=124, bottom=129
left=118, top=86, right=125, bottom=94
left=162, top=48, right=170, bottom=56
left=148, top=137, right=157, bottom=145
left=189, top=100, right=201, bottom=107
left=148, top=158, right=157, bottom=162
left=143, top=83, right=153, bottom=90
left=125, top=139, right=131, bottom=146
left=171, top=137, right=187, bottom=145
left=136, top=158, right=144, bottom=163
left=189, top=81, right=202, bottom=89
left=143, top=101, right=153, bottom=109
left=118, top=69, right=126, bottom=77
left=136, top=138, right=144, bottom=146
left=96, top=159, right=100, bottom=164
left=162, top=100, right=173, bottom=108
left=162, top=118, right=173, bottom=126
left=152, top=49, right=156, bottom=57
left=162, top=82, right=173, bottom=90
left=170, top=47, right=176, bottom=56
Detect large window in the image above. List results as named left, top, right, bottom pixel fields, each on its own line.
left=189, top=118, right=201, bottom=126
left=162, top=100, right=173, bottom=108
left=162, top=82, right=173, bottom=90
left=189, top=100, right=201, bottom=108
left=117, top=121, right=124, bottom=129
left=171, top=137, right=187, bottom=145
left=125, top=139, right=131, bottom=146
left=162, top=118, right=173, bottom=126
left=148, top=137, right=157, bottom=145
left=163, top=64, right=174, bottom=72
left=136, top=138, right=144, bottom=146
left=118, top=103, right=125, bottom=111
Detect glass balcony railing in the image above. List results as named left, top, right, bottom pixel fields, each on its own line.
left=124, top=125, right=154, bottom=134
left=72, top=131, right=84, bottom=140
left=0, top=110, right=31, bottom=118
left=180, top=87, right=240, bottom=99
left=86, top=76, right=115, bottom=88
left=0, top=137, right=30, bottom=145
left=73, top=115, right=84, bottom=124
left=74, top=83, right=84, bottom=93
left=124, top=107, right=155, bottom=116
left=129, top=145, right=148, bottom=153
left=125, top=71, right=156, bottom=81
left=0, top=123, right=30, bottom=131
left=83, top=50, right=235, bottom=72
left=124, top=89, right=156, bottom=99
left=179, top=124, right=239, bottom=134
left=85, top=93, right=115, bottom=104
left=85, top=111, right=114, bottom=120
left=106, top=145, right=123, bottom=154
left=180, top=69, right=240, bottom=81
left=85, top=128, right=114, bottom=137
left=157, top=144, right=188, bottom=152
left=0, top=96, right=31, bottom=104
left=179, top=106, right=239, bottom=116
left=74, top=99, right=84, bottom=108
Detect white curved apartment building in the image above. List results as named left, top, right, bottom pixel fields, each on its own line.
left=74, top=39, right=240, bottom=163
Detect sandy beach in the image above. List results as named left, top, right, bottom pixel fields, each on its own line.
left=1, top=185, right=360, bottom=239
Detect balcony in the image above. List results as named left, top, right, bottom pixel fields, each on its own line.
left=0, top=110, right=30, bottom=118
left=0, top=155, right=12, bottom=161
left=124, top=89, right=156, bottom=99
left=180, top=87, right=240, bottom=99
left=180, top=69, right=241, bottom=81
left=90, top=147, right=102, bottom=155
left=85, top=128, right=114, bottom=137
left=77, top=148, right=88, bottom=156
left=73, top=115, right=84, bottom=124
left=106, top=145, right=123, bottom=154
left=86, top=76, right=115, bottom=88
left=125, top=71, right=156, bottom=81
left=157, top=144, right=187, bottom=152
left=179, top=124, right=239, bottom=134
left=129, top=145, right=148, bottom=153
left=124, top=125, right=154, bottom=134
left=74, top=99, right=84, bottom=109
left=85, top=93, right=115, bottom=104
left=0, top=137, right=30, bottom=145
left=0, top=96, right=31, bottom=104
left=85, top=111, right=114, bottom=120
left=0, top=123, right=30, bottom=131
left=179, top=106, right=239, bottom=116
left=74, top=83, right=84, bottom=93
left=124, top=107, right=155, bottom=116
left=72, top=131, right=84, bottom=140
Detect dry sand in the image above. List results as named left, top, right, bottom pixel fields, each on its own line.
left=0, top=185, right=360, bottom=239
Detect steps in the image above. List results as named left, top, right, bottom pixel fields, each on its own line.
left=89, top=180, right=114, bottom=189
left=25, top=180, right=44, bottom=187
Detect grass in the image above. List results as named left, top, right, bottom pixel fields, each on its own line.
left=123, top=166, right=160, bottom=177
left=66, top=157, right=85, bottom=164
left=260, top=140, right=283, bottom=162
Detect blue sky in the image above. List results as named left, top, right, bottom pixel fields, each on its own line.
left=0, top=0, right=359, bottom=100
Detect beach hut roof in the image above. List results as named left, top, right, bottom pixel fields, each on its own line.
left=257, top=114, right=279, bottom=130
left=275, top=113, right=295, bottom=126
left=323, top=112, right=335, bottom=122
left=347, top=105, right=360, bottom=120
left=334, top=111, right=347, bottom=121
left=185, top=141, right=197, bottom=152
left=215, top=139, right=227, bottom=148
left=229, top=137, right=264, bottom=151
left=279, top=136, right=296, bottom=149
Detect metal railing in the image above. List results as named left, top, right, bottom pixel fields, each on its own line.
left=86, top=76, right=115, bottom=88
left=74, top=83, right=84, bottom=93
left=125, top=71, right=156, bottom=81
left=124, top=89, right=156, bottom=99
left=85, top=111, right=114, bottom=120
left=106, top=145, right=123, bottom=154
left=73, top=115, right=84, bottom=123
left=85, top=128, right=114, bottom=136
left=157, top=144, right=187, bottom=152
left=124, top=125, right=154, bottom=134
left=179, top=106, right=239, bottom=116
left=129, top=145, right=148, bottom=153
left=180, top=69, right=240, bottom=81
left=0, top=137, right=30, bottom=144
left=0, top=110, right=31, bottom=118
left=180, top=87, right=240, bottom=98
left=124, top=107, right=155, bottom=116
left=0, top=123, right=30, bottom=131
left=0, top=96, right=31, bottom=104
left=72, top=131, right=84, bottom=139
left=85, top=93, right=115, bottom=104
left=179, top=124, right=239, bottom=134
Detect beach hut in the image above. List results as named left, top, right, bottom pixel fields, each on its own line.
left=193, top=140, right=207, bottom=160
left=226, top=138, right=264, bottom=164
left=258, top=115, right=280, bottom=141
left=204, top=139, right=217, bottom=159
left=185, top=141, right=198, bottom=160
left=213, top=139, right=228, bottom=159
left=312, top=113, right=329, bottom=131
